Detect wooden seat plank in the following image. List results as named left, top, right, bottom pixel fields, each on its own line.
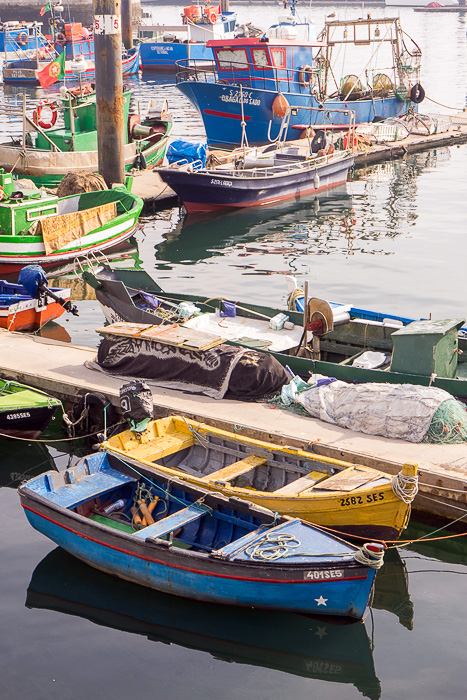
left=200, top=454, right=267, bottom=484
left=273, top=471, right=327, bottom=495
left=133, top=504, right=208, bottom=539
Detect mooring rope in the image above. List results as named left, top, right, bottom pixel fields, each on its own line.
left=392, top=471, right=419, bottom=504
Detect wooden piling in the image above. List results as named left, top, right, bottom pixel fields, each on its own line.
left=93, top=0, right=125, bottom=186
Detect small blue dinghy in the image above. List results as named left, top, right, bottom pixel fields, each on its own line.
left=18, top=452, right=384, bottom=619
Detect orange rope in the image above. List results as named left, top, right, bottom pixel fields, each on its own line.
left=307, top=520, right=467, bottom=548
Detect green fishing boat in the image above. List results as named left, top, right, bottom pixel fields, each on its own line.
left=0, top=377, right=61, bottom=438
left=0, top=88, right=173, bottom=188
left=82, top=264, right=467, bottom=399
left=0, top=170, right=143, bottom=270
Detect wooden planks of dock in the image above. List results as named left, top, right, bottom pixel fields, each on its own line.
left=1, top=328, right=467, bottom=524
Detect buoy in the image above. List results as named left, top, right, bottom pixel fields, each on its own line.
left=272, top=93, right=289, bottom=118
left=138, top=500, right=155, bottom=526
left=148, top=497, right=159, bottom=514
left=131, top=506, right=143, bottom=528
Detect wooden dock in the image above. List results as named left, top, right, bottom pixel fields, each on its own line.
left=131, top=169, right=177, bottom=210
left=2, top=328, right=467, bottom=524
left=353, top=112, right=467, bottom=168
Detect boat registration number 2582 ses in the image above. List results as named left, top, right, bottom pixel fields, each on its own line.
left=339, top=493, right=385, bottom=507
left=6, top=412, right=31, bottom=420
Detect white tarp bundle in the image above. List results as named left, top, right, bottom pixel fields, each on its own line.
left=295, top=380, right=453, bottom=443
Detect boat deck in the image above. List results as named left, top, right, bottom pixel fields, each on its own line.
left=1, top=328, right=467, bottom=523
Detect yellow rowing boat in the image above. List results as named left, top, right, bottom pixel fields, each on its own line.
left=103, top=416, right=418, bottom=540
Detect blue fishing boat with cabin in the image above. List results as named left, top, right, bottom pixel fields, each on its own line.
left=2, top=20, right=140, bottom=86
left=138, top=4, right=239, bottom=73
left=18, top=451, right=384, bottom=618
left=176, top=13, right=424, bottom=148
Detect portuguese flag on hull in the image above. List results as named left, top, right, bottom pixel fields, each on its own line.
left=37, top=50, right=66, bottom=88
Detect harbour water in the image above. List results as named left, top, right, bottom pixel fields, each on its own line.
left=1, top=3, right=467, bottom=698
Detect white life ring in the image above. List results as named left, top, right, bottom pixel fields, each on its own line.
left=34, top=100, right=58, bottom=130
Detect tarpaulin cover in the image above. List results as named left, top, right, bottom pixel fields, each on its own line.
left=94, top=335, right=288, bottom=400
left=296, top=380, right=454, bottom=443
left=166, top=140, right=207, bottom=167
left=38, top=201, right=117, bottom=255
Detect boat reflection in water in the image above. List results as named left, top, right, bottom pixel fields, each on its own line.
left=0, top=439, right=55, bottom=489
left=372, top=547, right=414, bottom=631
left=155, top=148, right=452, bottom=270
left=27, top=546, right=381, bottom=700
left=155, top=187, right=354, bottom=266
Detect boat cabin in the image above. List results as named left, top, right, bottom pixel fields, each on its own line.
left=34, top=89, right=132, bottom=153
left=0, top=170, right=59, bottom=237
left=205, top=36, right=325, bottom=93
left=54, top=22, right=93, bottom=62
left=0, top=22, right=49, bottom=54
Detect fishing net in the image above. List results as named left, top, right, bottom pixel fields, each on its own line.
left=423, top=399, right=467, bottom=444
left=56, top=172, right=107, bottom=197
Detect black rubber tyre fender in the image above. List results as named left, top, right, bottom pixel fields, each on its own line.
left=72, top=392, right=118, bottom=435
left=311, top=129, right=326, bottom=153
left=410, top=83, right=425, bottom=104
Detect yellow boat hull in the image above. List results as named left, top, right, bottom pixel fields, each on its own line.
left=103, top=416, right=418, bottom=541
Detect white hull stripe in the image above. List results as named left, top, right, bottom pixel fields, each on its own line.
left=0, top=218, right=137, bottom=255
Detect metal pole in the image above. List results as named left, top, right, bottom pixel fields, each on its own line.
left=121, top=0, right=133, bottom=49
left=220, top=0, right=229, bottom=11
left=93, top=0, right=125, bottom=186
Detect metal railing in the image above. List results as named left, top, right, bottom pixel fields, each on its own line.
left=175, top=58, right=320, bottom=96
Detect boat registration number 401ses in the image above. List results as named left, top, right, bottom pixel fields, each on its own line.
left=339, top=492, right=385, bottom=507
left=305, top=569, right=344, bottom=580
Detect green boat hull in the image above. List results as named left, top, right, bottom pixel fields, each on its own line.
left=83, top=266, right=467, bottom=398
left=0, top=378, right=61, bottom=438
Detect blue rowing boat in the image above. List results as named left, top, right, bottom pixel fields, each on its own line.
left=18, top=451, right=384, bottom=618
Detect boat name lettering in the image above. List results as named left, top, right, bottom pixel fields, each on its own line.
left=210, top=178, right=233, bottom=187
left=220, top=89, right=261, bottom=106
left=6, top=412, right=31, bottom=420
left=150, top=46, right=174, bottom=54
left=305, top=569, right=344, bottom=580
left=305, top=660, right=343, bottom=675
left=338, top=493, right=384, bottom=507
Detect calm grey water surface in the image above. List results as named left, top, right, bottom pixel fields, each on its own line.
left=1, top=4, right=467, bottom=699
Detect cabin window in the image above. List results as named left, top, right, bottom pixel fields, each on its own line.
left=271, top=48, right=286, bottom=69
left=251, top=48, right=271, bottom=68
left=216, top=48, right=249, bottom=70
left=26, top=205, right=59, bottom=221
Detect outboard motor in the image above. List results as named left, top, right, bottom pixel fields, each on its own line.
left=18, top=265, right=79, bottom=316
left=119, top=380, right=154, bottom=432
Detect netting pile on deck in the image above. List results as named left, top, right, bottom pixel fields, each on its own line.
left=423, top=399, right=467, bottom=444
left=277, top=379, right=467, bottom=444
